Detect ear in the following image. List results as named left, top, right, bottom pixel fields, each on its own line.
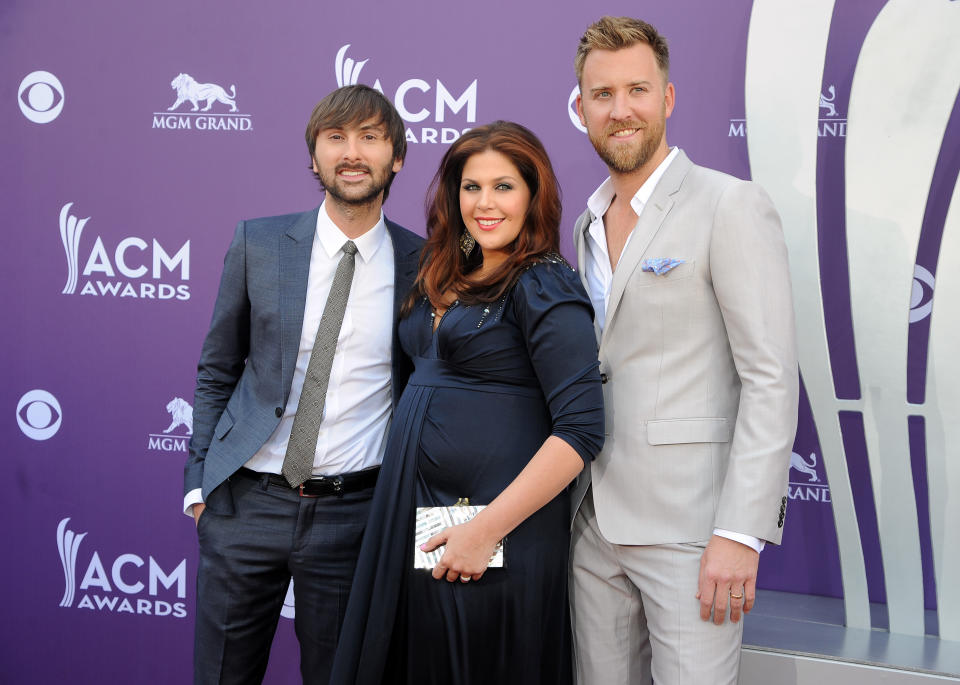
left=664, top=82, right=676, bottom=119
left=392, top=157, right=403, bottom=173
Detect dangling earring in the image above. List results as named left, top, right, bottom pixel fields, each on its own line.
left=459, top=230, right=476, bottom=256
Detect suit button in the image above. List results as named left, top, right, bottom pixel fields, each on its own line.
left=600, top=373, right=609, bottom=384
left=275, top=407, right=283, bottom=418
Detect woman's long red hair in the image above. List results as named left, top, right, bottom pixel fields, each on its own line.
left=405, top=121, right=562, bottom=313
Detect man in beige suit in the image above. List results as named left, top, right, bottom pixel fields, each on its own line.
left=568, top=17, right=798, bottom=685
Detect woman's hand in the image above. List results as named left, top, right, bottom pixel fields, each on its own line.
left=422, top=519, right=499, bottom=583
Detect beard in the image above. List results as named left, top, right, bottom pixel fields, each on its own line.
left=588, top=117, right=665, bottom=174
left=317, top=161, right=394, bottom=206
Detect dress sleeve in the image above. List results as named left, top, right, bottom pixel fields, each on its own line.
left=512, top=261, right=605, bottom=464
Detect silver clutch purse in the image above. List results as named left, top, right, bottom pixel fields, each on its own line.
left=414, top=498, right=505, bottom=569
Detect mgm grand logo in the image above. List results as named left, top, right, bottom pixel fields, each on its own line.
left=729, top=85, right=846, bottom=138
left=152, top=73, right=252, bottom=132
left=148, top=397, right=193, bottom=453
left=788, top=451, right=831, bottom=503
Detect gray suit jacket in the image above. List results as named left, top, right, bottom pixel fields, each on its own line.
left=571, top=150, right=798, bottom=545
left=184, top=207, right=422, bottom=512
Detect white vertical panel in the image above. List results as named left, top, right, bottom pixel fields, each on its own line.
left=744, top=0, right=872, bottom=629
left=926, top=176, right=960, bottom=641
left=845, top=0, right=960, bottom=636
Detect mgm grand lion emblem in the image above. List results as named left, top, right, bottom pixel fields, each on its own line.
left=168, top=73, right=237, bottom=112
left=163, top=397, right=193, bottom=435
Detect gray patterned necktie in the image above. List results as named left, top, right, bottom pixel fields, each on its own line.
left=282, top=240, right=358, bottom=487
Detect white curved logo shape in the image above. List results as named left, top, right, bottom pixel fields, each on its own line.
left=746, top=0, right=960, bottom=638
left=57, top=518, right=86, bottom=608
left=59, top=202, right=89, bottom=295
left=335, top=44, right=369, bottom=88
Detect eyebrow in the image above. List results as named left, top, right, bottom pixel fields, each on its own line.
left=589, top=80, right=652, bottom=94
left=461, top=175, right=519, bottom=183
left=321, top=121, right=386, bottom=134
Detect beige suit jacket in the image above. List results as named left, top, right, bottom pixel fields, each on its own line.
left=571, top=150, right=798, bottom=545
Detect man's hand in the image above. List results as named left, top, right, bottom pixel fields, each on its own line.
left=696, top=534, right=759, bottom=624
left=192, top=503, right=206, bottom=527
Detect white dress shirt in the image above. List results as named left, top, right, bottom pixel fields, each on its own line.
left=582, top=148, right=763, bottom=553
left=184, top=201, right=395, bottom=514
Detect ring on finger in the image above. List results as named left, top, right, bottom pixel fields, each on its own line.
left=460, top=576, right=470, bottom=583
left=730, top=589, right=744, bottom=600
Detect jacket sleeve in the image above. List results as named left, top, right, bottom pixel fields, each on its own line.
left=184, top=221, right=251, bottom=495
left=513, top=261, right=605, bottom=465
left=709, top=180, right=799, bottom=543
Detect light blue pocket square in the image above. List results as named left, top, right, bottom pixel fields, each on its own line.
left=641, top=258, right=686, bottom=275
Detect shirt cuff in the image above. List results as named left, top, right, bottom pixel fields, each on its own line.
left=713, top=528, right=765, bottom=553
left=184, top=488, right=203, bottom=517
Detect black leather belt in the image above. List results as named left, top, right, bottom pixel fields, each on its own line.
left=236, top=466, right=379, bottom=498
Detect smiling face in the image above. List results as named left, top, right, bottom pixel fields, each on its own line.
left=311, top=117, right=403, bottom=208
left=577, top=42, right=674, bottom=177
left=459, top=149, right=532, bottom=270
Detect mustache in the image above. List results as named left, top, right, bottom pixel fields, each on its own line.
left=603, top=121, right=646, bottom=136
left=335, top=163, right=372, bottom=174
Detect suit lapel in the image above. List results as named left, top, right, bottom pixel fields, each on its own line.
left=386, top=218, right=422, bottom=406
left=601, top=151, right=692, bottom=349
left=386, top=219, right=420, bottom=319
left=279, top=207, right=319, bottom=401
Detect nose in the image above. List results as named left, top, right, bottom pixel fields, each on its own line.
left=609, top=92, right=630, bottom=120
left=477, top=187, right=495, bottom=209
left=342, top=136, right=362, bottom=160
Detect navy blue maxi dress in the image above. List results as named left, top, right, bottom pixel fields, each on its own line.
left=329, top=258, right=604, bottom=685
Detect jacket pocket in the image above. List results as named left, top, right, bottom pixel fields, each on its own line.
left=635, top=259, right=696, bottom=287
left=646, top=417, right=729, bottom=445
left=213, top=408, right=235, bottom=440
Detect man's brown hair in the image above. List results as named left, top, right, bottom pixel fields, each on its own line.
left=304, top=85, right=407, bottom=200
left=575, top=16, right=670, bottom=84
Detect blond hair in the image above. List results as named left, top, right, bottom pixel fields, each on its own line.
left=575, top=16, right=670, bottom=84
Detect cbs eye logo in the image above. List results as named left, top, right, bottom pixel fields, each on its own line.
left=909, top=265, right=935, bottom=324
left=568, top=85, right=586, bottom=134
left=17, top=389, right=62, bottom=440
left=18, top=71, right=65, bottom=124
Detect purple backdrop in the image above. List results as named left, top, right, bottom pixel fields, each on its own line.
left=3, top=0, right=951, bottom=681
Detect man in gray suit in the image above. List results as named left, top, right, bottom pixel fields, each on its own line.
left=183, top=85, right=422, bottom=684
left=568, top=17, right=798, bottom=685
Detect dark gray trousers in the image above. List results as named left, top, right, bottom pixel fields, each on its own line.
left=194, top=472, right=373, bottom=685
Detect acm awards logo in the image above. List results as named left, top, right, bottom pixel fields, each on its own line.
left=59, top=202, right=191, bottom=300
left=57, top=518, right=187, bottom=618
left=16, top=389, right=62, bottom=440
left=152, top=72, right=253, bottom=132
left=18, top=71, right=65, bottom=124
left=728, top=84, right=847, bottom=138
left=335, top=44, right=477, bottom=145
left=148, top=397, right=193, bottom=453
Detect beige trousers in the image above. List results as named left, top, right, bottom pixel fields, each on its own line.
left=570, top=490, right=743, bottom=685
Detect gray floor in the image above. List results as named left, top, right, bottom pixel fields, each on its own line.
left=743, top=590, right=960, bottom=677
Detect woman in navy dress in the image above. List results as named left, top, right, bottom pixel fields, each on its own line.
left=330, top=121, right=604, bottom=685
